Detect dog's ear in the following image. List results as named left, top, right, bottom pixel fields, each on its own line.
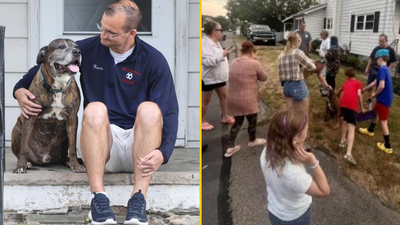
left=36, top=46, right=49, bottom=64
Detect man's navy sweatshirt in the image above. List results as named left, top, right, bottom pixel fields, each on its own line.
left=13, top=35, right=179, bottom=164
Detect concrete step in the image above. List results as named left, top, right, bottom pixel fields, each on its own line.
left=5, top=206, right=199, bottom=224
left=4, top=148, right=199, bottom=214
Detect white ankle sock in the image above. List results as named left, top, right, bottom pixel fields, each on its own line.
left=91, top=191, right=108, bottom=199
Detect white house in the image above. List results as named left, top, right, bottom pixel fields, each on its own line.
left=282, top=0, right=400, bottom=57
left=1, top=0, right=200, bottom=149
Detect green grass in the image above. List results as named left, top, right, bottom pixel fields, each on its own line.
left=234, top=36, right=400, bottom=211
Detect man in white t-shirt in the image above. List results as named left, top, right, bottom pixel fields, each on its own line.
left=318, top=30, right=330, bottom=80
left=318, top=30, right=330, bottom=57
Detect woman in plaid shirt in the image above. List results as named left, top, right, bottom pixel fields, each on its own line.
left=278, top=32, right=328, bottom=113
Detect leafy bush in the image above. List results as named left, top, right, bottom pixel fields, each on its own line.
left=358, top=59, right=368, bottom=71
left=393, top=77, right=400, bottom=95
left=311, top=39, right=322, bottom=52
left=345, top=55, right=359, bottom=68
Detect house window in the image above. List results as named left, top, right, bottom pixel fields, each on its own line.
left=324, top=17, right=333, bottom=29
left=294, top=18, right=303, bottom=30
left=63, top=0, right=152, bottom=35
left=285, top=23, right=293, bottom=31
left=356, top=14, right=374, bottom=31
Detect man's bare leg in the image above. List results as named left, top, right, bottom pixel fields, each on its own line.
left=80, top=102, right=112, bottom=193
left=132, top=102, right=162, bottom=198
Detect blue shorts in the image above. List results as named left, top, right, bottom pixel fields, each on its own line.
left=283, top=80, right=309, bottom=101
left=269, top=207, right=311, bottom=225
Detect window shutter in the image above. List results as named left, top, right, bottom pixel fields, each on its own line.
left=350, top=15, right=355, bottom=32
left=324, top=18, right=327, bottom=29
left=373, top=11, right=380, bottom=33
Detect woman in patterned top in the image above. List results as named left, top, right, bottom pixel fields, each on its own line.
left=278, top=32, right=327, bottom=113
left=325, top=36, right=341, bottom=90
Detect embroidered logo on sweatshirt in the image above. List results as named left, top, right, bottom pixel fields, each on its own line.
left=92, top=64, right=103, bottom=70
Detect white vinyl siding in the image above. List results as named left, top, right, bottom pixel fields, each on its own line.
left=339, top=0, right=396, bottom=57
left=187, top=0, right=200, bottom=147
left=325, top=0, right=335, bottom=33
left=0, top=0, right=29, bottom=146
left=395, top=1, right=400, bottom=54
left=304, top=8, right=326, bottom=41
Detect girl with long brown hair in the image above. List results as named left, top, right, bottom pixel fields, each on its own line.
left=260, top=109, right=330, bottom=225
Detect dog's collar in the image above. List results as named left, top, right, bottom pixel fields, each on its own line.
left=40, top=66, right=72, bottom=94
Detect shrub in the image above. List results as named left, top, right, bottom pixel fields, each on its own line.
left=393, top=77, right=400, bottom=95
left=358, top=59, right=368, bottom=71
left=345, top=54, right=359, bottom=68
left=311, top=39, right=322, bottom=52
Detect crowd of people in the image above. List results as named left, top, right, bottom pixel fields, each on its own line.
left=202, top=18, right=395, bottom=225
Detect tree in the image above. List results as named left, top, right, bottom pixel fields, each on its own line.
left=225, top=0, right=318, bottom=32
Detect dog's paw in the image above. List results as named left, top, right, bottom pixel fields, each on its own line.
left=69, top=163, right=86, bottom=173
left=13, top=166, right=27, bottom=174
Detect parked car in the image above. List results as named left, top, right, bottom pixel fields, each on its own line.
left=246, top=24, right=276, bottom=45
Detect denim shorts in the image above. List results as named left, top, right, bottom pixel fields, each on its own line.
left=269, top=207, right=311, bottom=225
left=283, top=80, right=309, bottom=101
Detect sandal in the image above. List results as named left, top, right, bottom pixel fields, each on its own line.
left=344, top=154, right=357, bottom=165
left=202, top=122, right=214, bottom=131
left=221, top=117, right=235, bottom=125
left=248, top=138, right=267, bottom=147
left=339, top=141, right=347, bottom=148
left=224, top=146, right=241, bottom=157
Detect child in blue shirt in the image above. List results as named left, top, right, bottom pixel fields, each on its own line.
left=359, top=49, right=393, bottom=154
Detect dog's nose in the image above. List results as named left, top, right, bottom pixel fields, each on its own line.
left=73, top=49, right=81, bottom=56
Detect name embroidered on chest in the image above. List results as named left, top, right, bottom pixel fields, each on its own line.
left=93, top=64, right=103, bottom=70
left=41, top=93, right=65, bottom=120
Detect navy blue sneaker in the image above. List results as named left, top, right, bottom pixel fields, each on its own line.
left=124, top=190, right=148, bottom=225
left=88, top=192, right=117, bottom=224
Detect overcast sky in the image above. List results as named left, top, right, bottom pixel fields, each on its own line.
left=202, top=0, right=228, bottom=17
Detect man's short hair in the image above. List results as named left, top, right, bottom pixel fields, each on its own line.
left=379, top=34, right=388, bottom=41
left=105, top=0, right=142, bottom=30
left=321, top=29, right=329, bottom=37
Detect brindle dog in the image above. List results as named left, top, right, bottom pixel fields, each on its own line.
left=320, top=86, right=340, bottom=127
left=11, top=39, right=85, bottom=174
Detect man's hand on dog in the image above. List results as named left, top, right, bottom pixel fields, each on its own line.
left=137, top=150, right=164, bottom=177
left=15, top=88, right=42, bottom=119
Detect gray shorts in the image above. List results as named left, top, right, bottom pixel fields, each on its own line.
left=283, top=80, right=309, bottom=102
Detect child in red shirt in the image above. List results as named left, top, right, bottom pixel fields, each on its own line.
left=337, top=68, right=365, bottom=164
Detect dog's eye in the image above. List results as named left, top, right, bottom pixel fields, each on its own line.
left=58, top=45, right=66, bottom=50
